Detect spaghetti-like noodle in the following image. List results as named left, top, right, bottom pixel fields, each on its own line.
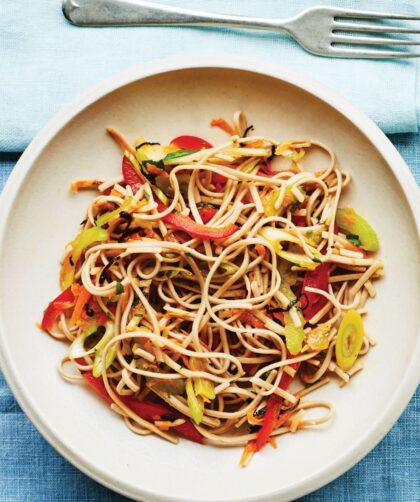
left=41, top=112, right=382, bottom=465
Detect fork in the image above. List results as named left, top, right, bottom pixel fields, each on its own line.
left=62, top=0, right=420, bottom=59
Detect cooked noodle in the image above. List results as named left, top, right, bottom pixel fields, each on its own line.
left=42, top=112, right=382, bottom=465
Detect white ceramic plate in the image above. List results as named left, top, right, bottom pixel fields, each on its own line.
left=0, top=56, right=419, bottom=502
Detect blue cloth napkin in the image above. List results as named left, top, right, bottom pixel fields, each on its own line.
left=1, top=0, right=420, bottom=151
left=0, top=137, right=419, bottom=499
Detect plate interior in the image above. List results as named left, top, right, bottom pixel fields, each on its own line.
left=0, top=67, right=418, bottom=502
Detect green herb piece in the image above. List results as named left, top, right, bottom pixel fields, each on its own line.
left=289, top=199, right=300, bottom=213
left=219, top=263, right=238, bottom=275
left=164, top=149, right=198, bottom=162
left=346, top=233, right=362, bottom=247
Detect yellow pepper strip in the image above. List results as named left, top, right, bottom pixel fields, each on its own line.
left=306, top=322, right=331, bottom=351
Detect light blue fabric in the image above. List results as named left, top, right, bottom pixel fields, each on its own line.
left=1, top=0, right=420, bottom=151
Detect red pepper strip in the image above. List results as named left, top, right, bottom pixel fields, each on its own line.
left=95, top=310, right=109, bottom=326
left=198, top=207, right=218, bottom=224
left=156, top=200, right=238, bottom=241
left=255, top=360, right=301, bottom=451
left=272, top=311, right=285, bottom=325
left=238, top=310, right=265, bottom=330
left=212, top=172, right=227, bottom=185
left=170, top=135, right=212, bottom=150
left=122, top=156, right=237, bottom=240
left=163, top=212, right=237, bottom=240
left=80, top=369, right=203, bottom=444
left=259, top=161, right=278, bottom=176
left=122, top=156, right=145, bottom=194
left=300, top=263, right=330, bottom=321
left=41, top=288, right=75, bottom=331
left=292, top=215, right=307, bottom=227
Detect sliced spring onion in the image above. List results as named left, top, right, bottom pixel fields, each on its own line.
left=160, top=266, right=193, bottom=279
left=153, top=187, right=168, bottom=205
left=239, top=158, right=260, bottom=174
left=69, top=322, right=100, bottom=359
left=92, top=322, right=117, bottom=377
left=136, top=143, right=166, bottom=163
left=146, top=378, right=186, bottom=395
left=72, top=226, right=109, bottom=264
left=61, top=226, right=109, bottom=288
left=259, top=227, right=322, bottom=270
left=336, top=207, right=379, bottom=252
left=335, top=310, right=364, bottom=371
left=219, top=262, right=239, bottom=275
left=96, top=197, right=133, bottom=227
left=186, top=379, right=204, bottom=425
left=262, top=189, right=281, bottom=217
left=190, top=359, right=215, bottom=402
left=284, top=311, right=304, bottom=355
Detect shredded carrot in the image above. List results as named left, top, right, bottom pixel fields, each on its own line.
left=71, top=180, right=101, bottom=192
left=344, top=241, right=363, bottom=253
left=268, top=437, right=278, bottom=449
left=283, top=193, right=294, bottom=207
left=163, top=144, right=179, bottom=154
left=240, top=440, right=256, bottom=468
left=147, top=164, right=167, bottom=176
left=70, top=286, right=91, bottom=325
left=110, top=188, right=123, bottom=198
left=274, top=409, right=295, bottom=429
left=128, top=232, right=142, bottom=241
left=106, top=127, right=136, bottom=156
left=246, top=409, right=264, bottom=426
left=255, top=244, right=266, bottom=258
left=247, top=140, right=265, bottom=148
left=210, top=118, right=235, bottom=136
left=144, top=228, right=161, bottom=240
left=121, top=285, right=131, bottom=312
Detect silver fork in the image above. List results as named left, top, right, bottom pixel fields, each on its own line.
left=63, top=0, right=420, bottom=58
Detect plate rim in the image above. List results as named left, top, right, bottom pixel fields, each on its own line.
left=0, top=54, right=419, bottom=502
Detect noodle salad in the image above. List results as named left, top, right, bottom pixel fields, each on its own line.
left=40, top=112, right=383, bottom=466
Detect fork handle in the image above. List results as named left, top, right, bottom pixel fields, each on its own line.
left=63, top=0, right=289, bottom=32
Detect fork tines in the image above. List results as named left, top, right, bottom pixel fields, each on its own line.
left=331, top=7, right=420, bottom=58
